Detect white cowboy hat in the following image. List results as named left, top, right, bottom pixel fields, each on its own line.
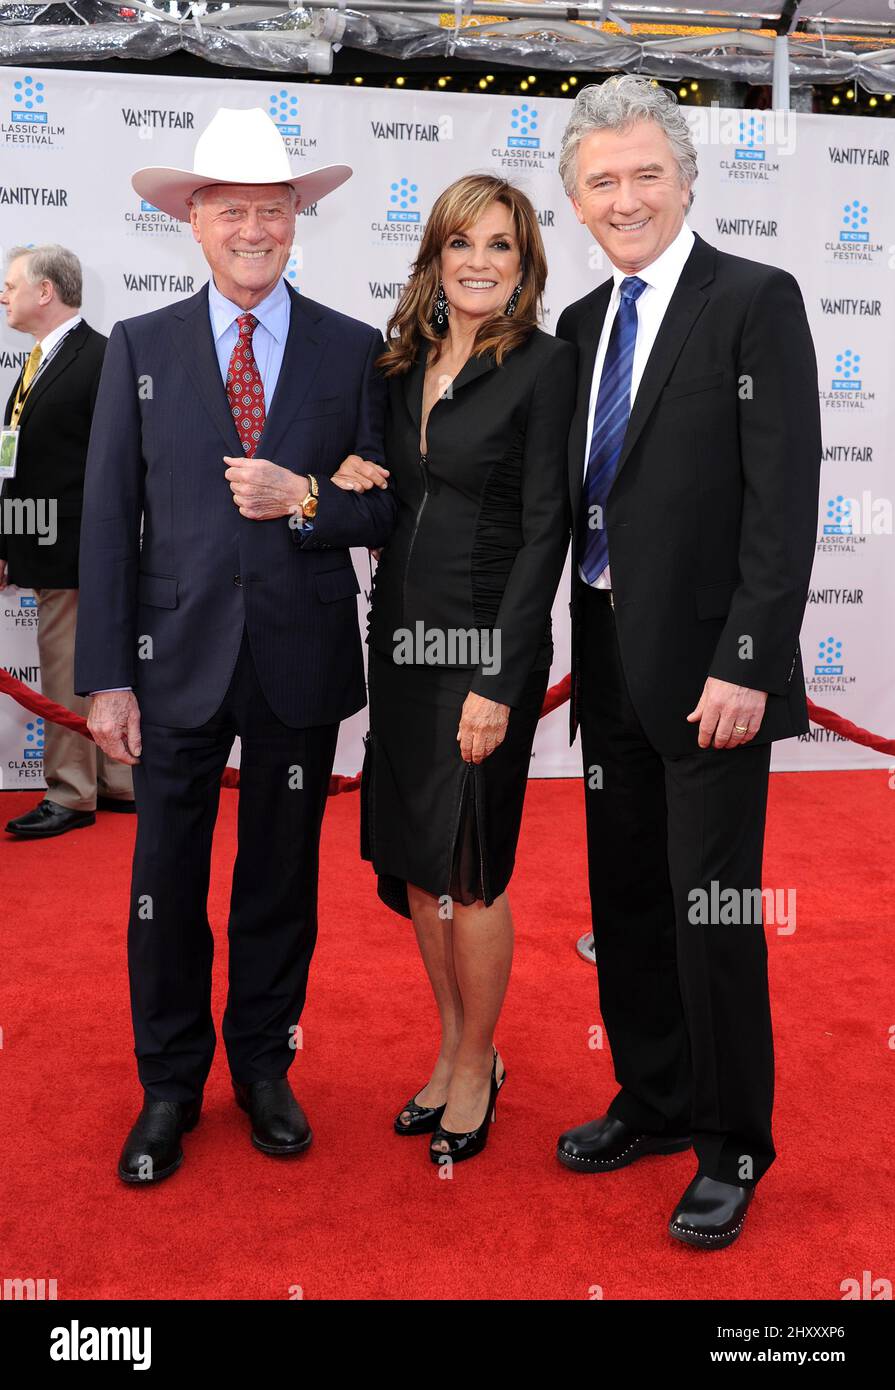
left=131, top=106, right=352, bottom=222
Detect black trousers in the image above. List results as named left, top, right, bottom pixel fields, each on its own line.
left=578, top=584, right=776, bottom=1186
left=128, top=626, right=339, bottom=1103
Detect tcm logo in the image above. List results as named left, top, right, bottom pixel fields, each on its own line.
left=23, top=716, right=44, bottom=762
left=387, top=177, right=420, bottom=223
left=815, top=636, right=844, bottom=677
left=832, top=348, right=862, bottom=391
left=11, top=74, right=47, bottom=125
left=268, top=89, right=300, bottom=137
left=840, top=198, right=870, bottom=244
left=286, top=249, right=300, bottom=290
left=735, top=115, right=765, bottom=163
left=508, top=104, right=540, bottom=150
left=824, top=495, right=853, bottom=536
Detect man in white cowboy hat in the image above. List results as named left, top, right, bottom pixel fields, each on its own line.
left=75, top=107, right=396, bottom=1183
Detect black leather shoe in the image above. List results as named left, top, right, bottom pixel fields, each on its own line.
left=5, top=799, right=96, bottom=839
left=97, top=796, right=136, bottom=814
left=233, top=1077, right=312, bottom=1156
left=669, top=1174, right=754, bottom=1249
left=557, top=1113, right=691, bottom=1172
left=118, top=1098, right=202, bottom=1185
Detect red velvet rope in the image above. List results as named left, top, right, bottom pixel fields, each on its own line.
left=1, top=666, right=892, bottom=794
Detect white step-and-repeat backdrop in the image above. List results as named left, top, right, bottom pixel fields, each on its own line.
left=0, top=68, right=891, bottom=786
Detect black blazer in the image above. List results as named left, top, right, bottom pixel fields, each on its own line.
left=557, top=233, right=821, bottom=756
left=0, top=319, right=107, bottom=589
left=368, top=327, right=577, bottom=708
left=74, top=281, right=396, bottom=729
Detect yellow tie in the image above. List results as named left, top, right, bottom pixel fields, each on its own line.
left=22, top=343, right=42, bottom=391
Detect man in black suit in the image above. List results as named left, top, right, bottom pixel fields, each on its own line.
left=554, top=77, right=820, bottom=1247
left=1, top=244, right=134, bottom=839
left=75, top=108, right=396, bottom=1183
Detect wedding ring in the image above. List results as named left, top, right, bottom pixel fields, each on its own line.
left=733, top=723, right=748, bottom=735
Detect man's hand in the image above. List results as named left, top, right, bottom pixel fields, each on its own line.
left=0, top=558, right=7, bottom=590
left=687, top=677, right=768, bottom=750
left=224, top=457, right=307, bottom=520
left=457, top=692, right=510, bottom=764
left=330, top=454, right=390, bottom=492
left=88, top=690, right=143, bottom=766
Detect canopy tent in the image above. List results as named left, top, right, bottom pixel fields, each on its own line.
left=1, top=1, right=895, bottom=94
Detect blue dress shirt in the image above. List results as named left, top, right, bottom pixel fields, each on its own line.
left=207, top=274, right=291, bottom=407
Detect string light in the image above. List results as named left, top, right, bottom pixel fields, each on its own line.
left=869, top=96, right=878, bottom=107
left=679, top=86, right=688, bottom=99
left=561, top=82, right=569, bottom=93
left=690, top=81, right=698, bottom=91
left=395, top=76, right=404, bottom=87
left=832, top=94, right=840, bottom=106
left=353, top=76, right=363, bottom=85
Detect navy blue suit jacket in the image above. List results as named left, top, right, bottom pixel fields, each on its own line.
left=74, top=280, right=396, bottom=728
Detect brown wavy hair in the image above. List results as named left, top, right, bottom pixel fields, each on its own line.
left=376, top=173, right=547, bottom=377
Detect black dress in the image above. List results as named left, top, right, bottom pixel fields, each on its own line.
left=361, top=328, right=577, bottom=918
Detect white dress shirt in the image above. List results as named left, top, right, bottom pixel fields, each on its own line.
left=36, top=312, right=83, bottom=371
left=580, top=221, right=695, bottom=589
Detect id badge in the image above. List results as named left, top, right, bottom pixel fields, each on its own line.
left=0, top=427, right=19, bottom=480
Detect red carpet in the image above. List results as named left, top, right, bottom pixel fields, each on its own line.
left=1, top=772, right=893, bottom=1300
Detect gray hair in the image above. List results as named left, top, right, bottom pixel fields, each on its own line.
left=6, top=243, right=82, bottom=308
left=559, top=75, right=698, bottom=209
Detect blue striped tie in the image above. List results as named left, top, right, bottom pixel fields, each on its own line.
left=578, top=275, right=647, bottom=585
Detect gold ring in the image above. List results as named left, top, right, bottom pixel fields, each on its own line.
left=734, top=723, right=748, bottom=735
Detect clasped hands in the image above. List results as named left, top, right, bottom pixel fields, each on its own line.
left=223, top=452, right=390, bottom=521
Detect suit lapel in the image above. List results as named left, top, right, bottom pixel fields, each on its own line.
left=256, top=285, right=327, bottom=462
left=402, top=345, right=498, bottom=451
left=170, top=285, right=242, bottom=455
left=614, top=234, right=715, bottom=477
left=14, top=320, right=88, bottom=428
left=567, top=280, right=613, bottom=510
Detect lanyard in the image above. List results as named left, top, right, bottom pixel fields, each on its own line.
left=10, top=327, right=77, bottom=427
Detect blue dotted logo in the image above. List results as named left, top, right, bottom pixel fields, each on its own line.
left=735, top=115, right=766, bottom=163
left=11, top=74, right=48, bottom=126
left=832, top=348, right=862, bottom=392
left=815, top=636, right=844, bottom=676
left=508, top=104, right=540, bottom=150
left=387, top=177, right=421, bottom=224
left=840, top=198, right=870, bottom=244
left=269, top=90, right=301, bottom=136
left=286, top=255, right=300, bottom=289
left=23, top=717, right=44, bottom=761
left=823, top=494, right=854, bottom=536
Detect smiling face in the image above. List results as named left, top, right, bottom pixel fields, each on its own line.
left=189, top=182, right=296, bottom=308
left=439, top=199, right=522, bottom=326
left=570, top=119, right=689, bottom=274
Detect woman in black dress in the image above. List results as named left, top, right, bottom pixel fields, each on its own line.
left=333, top=175, right=576, bottom=1164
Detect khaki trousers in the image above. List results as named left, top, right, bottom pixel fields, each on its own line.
left=34, top=587, right=133, bottom=812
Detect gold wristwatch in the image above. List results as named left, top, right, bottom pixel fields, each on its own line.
left=298, top=473, right=319, bottom=520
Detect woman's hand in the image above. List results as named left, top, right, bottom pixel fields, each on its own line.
left=457, top=692, right=510, bottom=764
left=331, top=454, right=390, bottom=492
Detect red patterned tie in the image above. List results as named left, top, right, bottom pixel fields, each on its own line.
left=226, top=312, right=266, bottom=457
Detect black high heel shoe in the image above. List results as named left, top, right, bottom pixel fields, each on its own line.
left=394, top=1090, right=447, bottom=1136
left=429, top=1049, right=505, bottom=1165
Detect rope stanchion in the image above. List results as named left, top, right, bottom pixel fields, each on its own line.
left=1, top=665, right=892, bottom=797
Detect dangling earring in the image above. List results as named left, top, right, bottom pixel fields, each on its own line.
left=505, top=282, right=522, bottom=318
left=432, top=279, right=450, bottom=331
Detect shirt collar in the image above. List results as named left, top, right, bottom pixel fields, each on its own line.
left=609, top=221, right=695, bottom=297
left=38, top=312, right=82, bottom=358
left=208, top=276, right=290, bottom=345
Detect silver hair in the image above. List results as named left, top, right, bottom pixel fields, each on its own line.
left=559, top=75, right=698, bottom=209
left=188, top=182, right=299, bottom=209
left=6, top=243, right=82, bottom=308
